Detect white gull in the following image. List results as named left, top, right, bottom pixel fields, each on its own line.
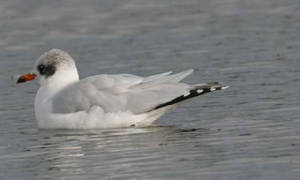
left=17, top=49, right=228, bottom=129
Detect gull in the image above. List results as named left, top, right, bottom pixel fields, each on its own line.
left=17, top=49, right=228, bottom=129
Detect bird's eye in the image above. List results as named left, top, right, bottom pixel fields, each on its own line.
left=38, top=64, right=46, bottom=74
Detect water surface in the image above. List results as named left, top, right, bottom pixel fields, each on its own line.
left=0, top=0, right=299, bottom=179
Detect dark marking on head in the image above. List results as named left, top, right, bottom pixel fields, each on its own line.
left=37, top=63, right=56, bottom=78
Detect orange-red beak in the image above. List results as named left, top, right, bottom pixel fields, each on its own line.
left=16, top=73, right=37, bottom=83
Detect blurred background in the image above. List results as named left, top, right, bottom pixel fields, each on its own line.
left=0, top=0, right=299, bottom=179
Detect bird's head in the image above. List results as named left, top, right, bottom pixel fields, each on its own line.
left=17, top=49, right=79, bottom=86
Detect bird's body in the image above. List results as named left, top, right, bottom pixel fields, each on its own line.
left=18, top=49, right=228, bottom=129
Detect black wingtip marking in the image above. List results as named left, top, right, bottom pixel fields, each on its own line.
left=152, top=85, right=226, bottom=111
left=153, top=88, right=209, bottom=110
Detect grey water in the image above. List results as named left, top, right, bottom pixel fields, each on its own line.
left=0, top=0, right=299, bottom=179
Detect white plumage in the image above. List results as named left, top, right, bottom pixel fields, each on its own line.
left=18, top=49, right=227, bottom=129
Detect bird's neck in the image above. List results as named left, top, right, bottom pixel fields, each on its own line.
left=39, top=68, right=79, bottom=97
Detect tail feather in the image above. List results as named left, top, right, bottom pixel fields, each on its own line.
left=151, top=82, right=228, bottom=111
left=135, top=69, right=194, bottom=89
left=166, top=69, right=194, bottom=83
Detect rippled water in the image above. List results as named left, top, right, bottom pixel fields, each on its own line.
left=0, top=0, right=299, bottom=179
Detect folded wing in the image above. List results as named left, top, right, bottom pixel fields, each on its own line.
left=52, top=69, right=196, bottom=114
